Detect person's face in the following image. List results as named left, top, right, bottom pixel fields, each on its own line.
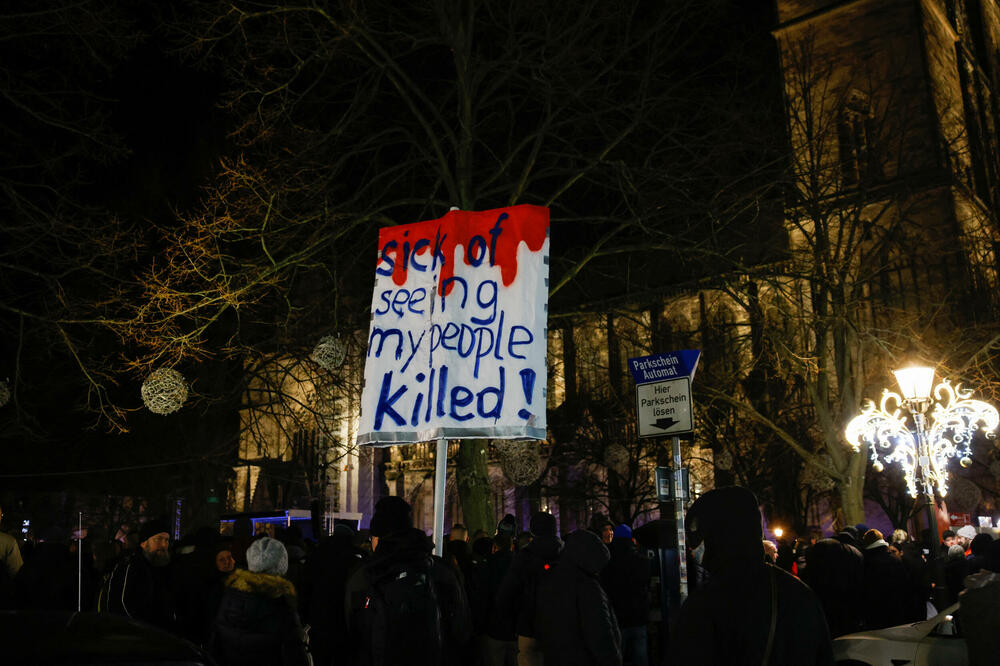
left=601, top=525, right=613, bottom=544
left=215, top=549, right=235, bottom=573
left=943, top=535, right=956, bottom=548
left=141, top=532, right=171, bottom=566
left=957, top=536, right=971, bottom=549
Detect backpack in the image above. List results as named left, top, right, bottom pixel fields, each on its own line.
left=523, top=555, right=558, bottom=638
left=361, top=555, right=444, bottom=666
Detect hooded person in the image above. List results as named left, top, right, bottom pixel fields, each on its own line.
left=966, top=533, right=994, bottom=575
left=210, top=536, right=310, bottom=666
left=600, top=524, right=650, bottom=666
left=800, top=538, right=865, bottom=637
left=344, top=495, right=471, bottom=666
left=961, top=538, right=1000, bottom=666
left=495, top=511, right=563, bottom=666
left=671, top=487, right=833, bottom=666
left=539, top=530, right=621, bottom=666
left=300, top=524, right=367, bottom=666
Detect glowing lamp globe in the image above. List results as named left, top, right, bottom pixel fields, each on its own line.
left=893, top=365, right=934, bottom=402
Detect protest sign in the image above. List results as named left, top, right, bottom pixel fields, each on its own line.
left=357, top=205, right=549, bottom=446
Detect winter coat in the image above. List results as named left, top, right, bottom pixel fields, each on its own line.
left=672, top=488, right=833, bottom=666
left=539, top=530, right=621, bottom=666
left=495, top=533, right=562, bottom=638
left=897, top=541, right=929, bottom=621
left=801, top=538, right=864, bottom=637
left=960, top=570, right=1000, bottom=666
left=344, top=527, right=472, bottom=666
left=15, top=541, right=97, bottom=611
left=484, top=548, right=516, bottom=641
left=210, top=568, right=310, bottom=666
left=861, top=544, right=910, bottom=630
left=98, top=549, right=176, bottom=633
left=301, top=534, right=366, bottom=666
left=600, top=537, right=650, bottom=629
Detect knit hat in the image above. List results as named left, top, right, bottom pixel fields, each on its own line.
left=247, top=536, right=288, bottom=576
left=529, top=511, right=557, bottom=538
left=496, top=514, right=517, bottom=537
left=138, top=518, right=170, bottom=545
left=332, top=523, right=356, bottom=538
left=957, top=525, right=978, bottom=540
left=613, top=524, right=633, bottom=540
left=369, top=496, right=413, bottom=537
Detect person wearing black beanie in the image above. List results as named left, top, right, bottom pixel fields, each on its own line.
left=495, top=511, right=562, bottom=665
left=98, top=516, right=176, bottom=632
left=344, top=495, right=472, bottom=665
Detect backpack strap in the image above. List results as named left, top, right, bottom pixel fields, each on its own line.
left=762, top=565, right=777, bottom=666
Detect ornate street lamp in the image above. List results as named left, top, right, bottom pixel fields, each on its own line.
left=844, top=363, right=998, bottom=548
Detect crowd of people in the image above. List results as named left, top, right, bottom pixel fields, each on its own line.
left=1, top=491, right=999, bottom=665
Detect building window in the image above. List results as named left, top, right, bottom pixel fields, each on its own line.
left=837, top=89, right=879, bottom=187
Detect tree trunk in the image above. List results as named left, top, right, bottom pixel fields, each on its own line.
left=456, top=439, right=495, bottom=536
left=837, top=466, right=866, bottom=526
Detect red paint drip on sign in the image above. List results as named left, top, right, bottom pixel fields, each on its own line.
left=376, top=204, right=549, bottom=296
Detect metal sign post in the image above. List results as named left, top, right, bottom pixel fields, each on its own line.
left=673, top=436, right=687, bottom=603
left=631, top=350, right=700, bottom=619
left=432, top=438, right=448, bottom=557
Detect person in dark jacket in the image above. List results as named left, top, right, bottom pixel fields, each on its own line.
left=966, top=533, right=993, bottom=575
left=14, top=526, right=91, bottom=610
left=539, top=530, right=621, bottom=666
left=300, top=525, right=366, bottom=666
left=98, top=518, right=177, bottom=632
left=495, top=511, right=563, bottom=666
left=941, top=544, right=968, bottom=607
left=210, top=536, right=310, bottom=666
left=485, top=533, right=517, bottom=666
left=960, top=538, right=1000, bottom=666
left=196, top=540, right=236, bottom=644
left=600, top=524, right=649, bottom=666
left=801, top=538, right=864, bottom=637
left=860, top=529, right=910, bottom=630
left=344, top=495, right=471, bottom=666
left=671, top=486, right=833, bottom=666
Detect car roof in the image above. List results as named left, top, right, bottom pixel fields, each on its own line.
left=0, top=611, right=214, bottom=664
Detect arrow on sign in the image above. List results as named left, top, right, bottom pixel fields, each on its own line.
left=651, top=417, right=679, bottom=430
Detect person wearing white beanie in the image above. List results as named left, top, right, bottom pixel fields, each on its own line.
left=956, top=525, right=978, bottom=553
left=210, top=537, right=310, bottom=665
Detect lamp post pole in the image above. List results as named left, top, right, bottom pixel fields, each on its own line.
left=911, top=411, right=938, bottom=553
left=845, top=364, right=998, bottom=560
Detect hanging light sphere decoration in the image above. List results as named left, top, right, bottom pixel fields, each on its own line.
left=141, top=368, right=188, bottom=415
left=604, top=444, right=630, bottom=474
left=496, top=441, right=543, bottom=486
left=0, top=380, right=10, bottom=408
left=948, top=477, right=982, bottom=513
left=960, top=456, right=973, bottom=468
left=872, top=460, right=885, bottom=473
left=802, top=453, right=837, bottom=492
left=311, top=335, right=347, bottom=371
left=715, top=449, right=734, bottom=471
